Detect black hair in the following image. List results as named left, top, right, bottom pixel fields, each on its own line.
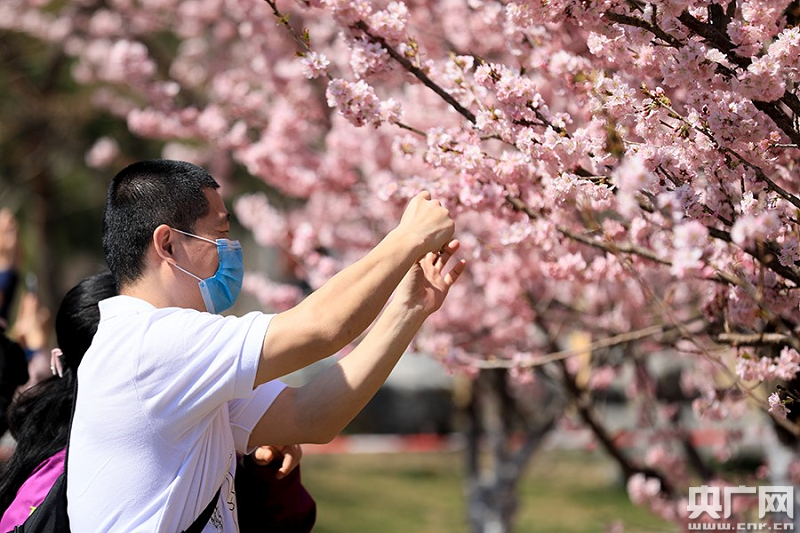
left=54, top=271, right=116, bottom=374
left=0, top=272, right=116, bottom=514
left=102, top=159, right=219, bottom=288
left=0, top=334, right=28, bottom=438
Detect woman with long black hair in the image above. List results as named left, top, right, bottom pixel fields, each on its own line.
left=0, top=271, right=315, bottom=531
left=0, top=272, right=116, bottom=528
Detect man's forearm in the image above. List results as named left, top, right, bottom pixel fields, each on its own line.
left=296, top=301, right=426, bottom=442
left=256, top=229, right=426, bottom=384
left=250, top=300, right=427, bottom=446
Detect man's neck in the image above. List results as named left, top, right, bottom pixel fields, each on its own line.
left=120, top=279, right=176, bottom=309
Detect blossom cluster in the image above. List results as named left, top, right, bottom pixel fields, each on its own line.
left=736, top=347, right=800, bottom=383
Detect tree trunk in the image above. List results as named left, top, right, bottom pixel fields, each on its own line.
left=464, top=368, right=561, bottom=533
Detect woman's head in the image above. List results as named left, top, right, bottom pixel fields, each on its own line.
left=54, top=271, right=116, bottom=374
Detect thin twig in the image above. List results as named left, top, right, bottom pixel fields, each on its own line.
left=715, top=332, right=800, bottom=351
left=469, top=318, right=702, bottom=369
left=263, top=0, right=315, bottom=56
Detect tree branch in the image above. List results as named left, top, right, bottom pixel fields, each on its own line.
left=715, top=332, right=800, bottom=351
left=642, top=85, right=800, bottom=210
left=354, top=21, right=477, bottom=124
left=604, top=12, right=683, bottom=48
left=753, top=100, right=800, bottom=147
left=504, top=194, right=671, bottom=266
left=705, top=225, right=800, bottom=286
left=675, top=10, right=800, bottom=145
left=677, top=10, right=749, bottom=69
left=472, top=317, right=704, bottom=370
left=539, top=327, right=676, bottom=496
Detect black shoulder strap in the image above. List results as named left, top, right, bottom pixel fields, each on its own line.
left=63, top=372, right=78, bottom=476
left=182, top=487, right=222, bottom=533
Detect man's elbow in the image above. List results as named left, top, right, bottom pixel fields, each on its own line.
left=306, top=424, right=341, bottom=445
left=249, top=424, right=339, bottom=448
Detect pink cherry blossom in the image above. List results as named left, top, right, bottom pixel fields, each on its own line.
left=768, top=392, right=790, bottom=420
left=84, top=137, right=120, bottom=169
left=300, top=51, right=331, bottom=80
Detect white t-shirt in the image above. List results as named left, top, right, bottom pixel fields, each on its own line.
left=67, top=295, right=286, bottom=532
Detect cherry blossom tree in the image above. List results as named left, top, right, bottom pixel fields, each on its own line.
left=3, top=0, right=800, bottom=530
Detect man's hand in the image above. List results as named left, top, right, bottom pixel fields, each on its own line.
left=394, top=238, right=466, bottom=317
left=11, top=291, right=50, bottom=352
left=396, top=192, right=455, bottom=259
left=251, top=444, right=303, bottom=479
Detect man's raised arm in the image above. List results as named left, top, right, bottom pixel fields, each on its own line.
left=250, top=239, right=466, bottom=445
left=254, top=191, right=455, bottom=386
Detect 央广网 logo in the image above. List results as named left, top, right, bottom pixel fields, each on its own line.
left=687, top=485, right=794, bottom=531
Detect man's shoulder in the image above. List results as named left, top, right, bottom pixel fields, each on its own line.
left=98, top=297, right=269, bottom=339
left=92, top=297, right=205, bottom=350
left=99, top=295, right=209, bottom=323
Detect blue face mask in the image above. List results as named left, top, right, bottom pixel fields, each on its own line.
left=170, top=228, right=244, bottom=314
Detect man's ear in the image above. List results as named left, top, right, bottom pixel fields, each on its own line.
left=152, top=224, right=175, bottom=262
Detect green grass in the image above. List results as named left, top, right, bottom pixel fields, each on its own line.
left=302, top=449, right=676, bottom=533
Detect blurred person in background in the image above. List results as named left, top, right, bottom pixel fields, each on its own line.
left=0, top=209, right=28, bottom=443
left=0, top=207, right=53, bottom=399
left=10, top=289, right=53, bottom=393
left=0, top=334, right=27, bottom=447
left=0, top=209, right=20, bottom=329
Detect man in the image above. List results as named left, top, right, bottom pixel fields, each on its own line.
left=67, top=160, right=465, bottom=531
